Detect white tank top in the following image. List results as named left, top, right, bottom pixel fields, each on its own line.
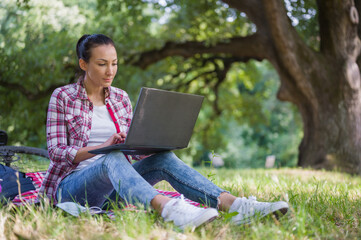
left=75, top=105, right=116, bottom=171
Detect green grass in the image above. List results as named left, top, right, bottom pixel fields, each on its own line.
left=1, top=165, right=361, bottom=239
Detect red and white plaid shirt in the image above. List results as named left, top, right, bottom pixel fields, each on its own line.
left=39, top=79, right=133, bottom=203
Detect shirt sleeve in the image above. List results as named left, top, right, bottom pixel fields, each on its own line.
left=46, top=89, right=80, bottom=167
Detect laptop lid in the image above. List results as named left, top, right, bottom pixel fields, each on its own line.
left=89, top=87, right=204, bottom=155
left=124, top=87, right=204, bottom=149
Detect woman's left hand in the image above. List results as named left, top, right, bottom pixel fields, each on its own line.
left=114, top=132, right=127, bottom=144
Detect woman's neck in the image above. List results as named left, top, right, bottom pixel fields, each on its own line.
left=83, top=78, right=105, bottom=106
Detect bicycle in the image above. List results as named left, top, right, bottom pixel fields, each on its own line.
left=0, top=130, right=49, bottom=168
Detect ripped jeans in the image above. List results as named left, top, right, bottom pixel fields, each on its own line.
left=56, top=151, right=226, bottom=208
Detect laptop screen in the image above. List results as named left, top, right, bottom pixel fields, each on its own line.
left=125, top=88, right=204, bottom=149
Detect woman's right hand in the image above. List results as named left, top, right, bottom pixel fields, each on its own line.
left=102, top=132, right=127, bottom=148
left=74, top=132, right=127, bottom=164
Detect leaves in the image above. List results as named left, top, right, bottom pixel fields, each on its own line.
left=0, top=0, right=302, bottom=167
left=0, top=0, right=86, bottom=145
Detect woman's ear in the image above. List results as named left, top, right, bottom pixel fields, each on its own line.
left=79, top=59, right=87, bottom=72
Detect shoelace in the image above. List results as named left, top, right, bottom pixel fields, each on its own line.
left=89, top=206, right=105, bottom=215
left=237, top=196, right=269, bottom=215
left=172, top=194, right=198, bottom=213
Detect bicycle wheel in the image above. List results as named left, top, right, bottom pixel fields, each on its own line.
left=0, top=146, right=49, bottom=167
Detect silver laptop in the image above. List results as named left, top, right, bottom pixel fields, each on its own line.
left=89, top=87, right=204, bottom=155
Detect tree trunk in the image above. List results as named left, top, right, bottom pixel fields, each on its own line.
left=297, top=94, right=361, bottom=174
left=274, top=55, right=361, bottom=174
left=261, top=0, right=361, bottom=174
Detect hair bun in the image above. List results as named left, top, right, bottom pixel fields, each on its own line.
left=76, top=34, right=91, bottom=59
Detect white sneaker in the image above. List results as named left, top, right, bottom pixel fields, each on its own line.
left=161, top=195, right=219, bottom=230
left=229, top=196, right=288, bottom=225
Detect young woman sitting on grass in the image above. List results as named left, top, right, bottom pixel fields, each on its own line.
left=39, top=34, right=289, bottom=230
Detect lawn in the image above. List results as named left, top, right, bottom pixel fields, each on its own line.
left=1, top=163, right=361, bottom=239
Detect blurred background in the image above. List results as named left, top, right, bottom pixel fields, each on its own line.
left=0, top=0, right=304, bottom=168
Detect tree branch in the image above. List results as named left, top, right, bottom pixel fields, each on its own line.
left=0, top=79, right=62, bottom=100
left=0, top=70, right=65, bottom=101
left=163, top=56, right=243, bottom=90
left=126, top=34, right=269, bottom=69
left=262, top=0, right=313, bottom=66
left=221, top=0, right=266, bottom=31
left=261, top=0, right=320, bottom=111
left=0, top=63, right=77, bottom=100
left=169, top=57, right=237, bottom=115
left=212, top=58, right=234, bottom=115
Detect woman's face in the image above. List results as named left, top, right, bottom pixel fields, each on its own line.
left=80, top=44, right=118, bottom=89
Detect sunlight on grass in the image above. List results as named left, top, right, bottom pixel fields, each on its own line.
left=2, top=167, right=361, bottom=239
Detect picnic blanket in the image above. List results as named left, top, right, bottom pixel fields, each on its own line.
left=11, top=172, right=203, bottom=208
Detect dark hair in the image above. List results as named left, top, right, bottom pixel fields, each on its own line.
left=76, top=34, right=115, bottom=77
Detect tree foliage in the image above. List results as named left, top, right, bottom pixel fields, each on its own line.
left=0, top=0, right=303, bottom=168
left=0, top=0, right=87, bottom=146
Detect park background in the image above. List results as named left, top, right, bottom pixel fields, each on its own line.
left=1, top=1, right=361, bottom=239
left=0, top=0, right=303, bottom=169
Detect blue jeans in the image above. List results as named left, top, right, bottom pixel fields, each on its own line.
left=57, top=151, right=226, bottom=208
